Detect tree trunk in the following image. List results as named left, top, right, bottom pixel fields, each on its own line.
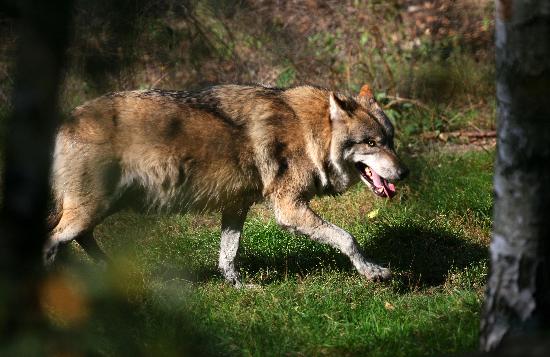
left=0, top=0, right=72, bottom=342
left=480, top=0, right=550, bottom=351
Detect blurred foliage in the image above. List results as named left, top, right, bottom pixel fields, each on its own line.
left=0, top=0, right=495, bottom=109
left=0, top=149, right=492, bottom=356
left=0, top=2, right=497, bottom=355
left=0, top=0, right=496, bottom=164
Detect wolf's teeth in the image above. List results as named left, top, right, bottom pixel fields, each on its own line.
left=364, top=167, right=371, bottom=176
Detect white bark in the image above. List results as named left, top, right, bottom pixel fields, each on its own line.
left=480, top=0, right=550, bottom=351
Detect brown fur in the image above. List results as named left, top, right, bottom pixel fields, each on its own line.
left=46, top=84, right=408, bottom=285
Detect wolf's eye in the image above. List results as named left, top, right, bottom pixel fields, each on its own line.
left=367, top=139, right=376, bottom=147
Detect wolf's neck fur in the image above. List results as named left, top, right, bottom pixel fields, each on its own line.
left=283, top=86, right=352, bottom=193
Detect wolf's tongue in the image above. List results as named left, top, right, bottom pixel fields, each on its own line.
left=369, top=169, right=396, bottom=198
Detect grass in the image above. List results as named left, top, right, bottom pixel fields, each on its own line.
left=34, top=148, right=494, bottom=356
left=0, top=2, right=496, bottom=354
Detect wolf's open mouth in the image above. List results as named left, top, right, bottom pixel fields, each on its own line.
left=355, top=163, right=396, bottom=198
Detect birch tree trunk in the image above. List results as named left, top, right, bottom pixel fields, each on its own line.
left=480, top=0, right=550, bottom=351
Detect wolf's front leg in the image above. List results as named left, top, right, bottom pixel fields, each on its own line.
left=219, top=206, right=249, bottom=288
left=272, top=197, right=391, bottom=281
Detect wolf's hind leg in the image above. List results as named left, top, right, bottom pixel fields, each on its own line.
left=44, top=196, right=110, bottom=265
left=45, top=213, right=93, bottom=265
left=272, top=197, right=391, bottom=281
left=75, top=231, right=110, bottom=265
left=219, top=205, right=249, bottom=288
left=46, top=155, right=119, bottom=265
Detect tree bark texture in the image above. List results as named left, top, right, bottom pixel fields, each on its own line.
left=480, top=0, right=550, bottom=351
left=0, top=0, right=72, bottom=338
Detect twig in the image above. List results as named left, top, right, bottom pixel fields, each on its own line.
left=457, top=130, right=497, bottom=138
left=149, top=71, right=169, bottom=89
left=370, top=24, right=396, bottom=91
left=421, top=130, right=497, bottom=141
left=478, top=143, right=494, bottom=155
left=384, top=95, right=432, bottom=112
left=384, top=95, right=451, bottom=125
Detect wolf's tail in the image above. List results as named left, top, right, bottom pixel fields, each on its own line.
left=47, top=132, right=63, bottom=233
left=46, top=192, right=63, bottom=233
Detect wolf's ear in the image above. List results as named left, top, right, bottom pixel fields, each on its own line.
left=329, top=92, right=346, bottom=122
left=358, top=84, right=375, bottom=104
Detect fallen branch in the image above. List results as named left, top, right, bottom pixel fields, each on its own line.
left=457, top=130, right=497, bottom=138
left=383, top=95, right=450, bottom=124
left=421, top=130, right=496, bottom=142
left=383, top=95, right=432, bottom=112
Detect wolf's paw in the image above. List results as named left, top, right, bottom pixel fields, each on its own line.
left=360, top=266, right=391, bottom=281
left=43, top=245, right=58, bottom=267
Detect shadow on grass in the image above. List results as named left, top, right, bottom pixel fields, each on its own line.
left=302, top=305, right=480, bottom=357
left=220, top=220, right=488, bottom=290
left=17, top=262, right=231, bottom=357
left=365, top=222, right=487, bottom=290
left=93, top=216, right=487, bottom=291
left=83, top=291, right=225, bottom=357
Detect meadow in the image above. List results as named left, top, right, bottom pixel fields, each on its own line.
left=35, top=146, right=494, bottom=356
left=0, top=1, right=497, bottom=355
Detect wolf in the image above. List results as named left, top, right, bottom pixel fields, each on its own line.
left=45, top=83, right=409, bottom=287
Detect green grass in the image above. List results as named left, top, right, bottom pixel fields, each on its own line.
left=33, top=149, right=494, bottom=356
left=0, top=2, right=496, bottom=353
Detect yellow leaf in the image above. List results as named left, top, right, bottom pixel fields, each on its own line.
left=367, top=209, right=379, bottom=219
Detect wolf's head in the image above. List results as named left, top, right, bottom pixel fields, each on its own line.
left=328, top=85, right=409, bottom=198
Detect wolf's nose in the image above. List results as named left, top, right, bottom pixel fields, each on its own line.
left=398, top=166, right=409, bottom=180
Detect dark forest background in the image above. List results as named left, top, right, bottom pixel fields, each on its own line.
left=0, top=0, right=495, bottom=141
